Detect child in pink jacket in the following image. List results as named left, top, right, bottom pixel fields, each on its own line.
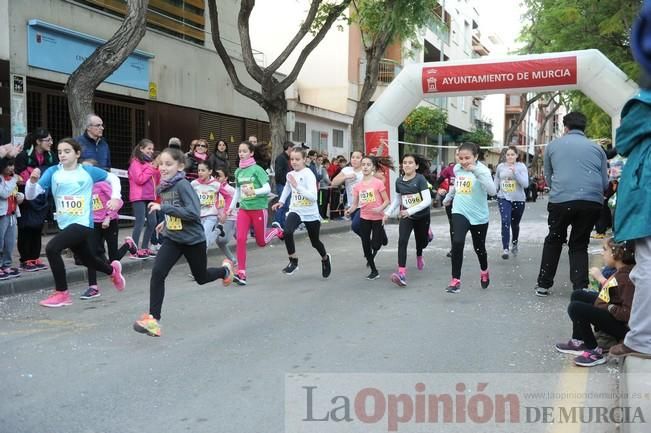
left=128, top=139, right=160, bottom=259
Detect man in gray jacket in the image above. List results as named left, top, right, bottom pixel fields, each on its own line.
left=534, top=112, right=608, bottom=297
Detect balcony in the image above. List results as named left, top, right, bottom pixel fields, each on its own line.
left=360, top=58, right=402, bottom=85
left=427, top=16, right=450, bottom=44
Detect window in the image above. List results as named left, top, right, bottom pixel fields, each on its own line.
left=459, top=96, right=466, bottom=112
left=292, top=121, right=306, bottom=142
left=76, top=0, right=206, bottom=45
left=310, top=130, right=328, bottom=152
left=333, top=129, right=344, bottom=147
left=508, top=95, right=521, bottom=106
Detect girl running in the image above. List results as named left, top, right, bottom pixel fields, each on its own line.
left=81, top=159, right=138, bottom=299
left=25, top=138, right=126, bottom=307
left=442, top=142, right=497, bottom=293
left=271, top=147, right=331, bottom=278
left=383, top=154, right=432, bottom=287
left=128, top=139, right=160, bottom=259
left=133, top=147, right=233, bottom=337
left=331, top=150, right=363, bottom=235
left=191, top=160, right=221, bottom=249
left=227, top=140, right=284, bottom=285
left=215, top=168, right=236, bottom=264
left=346, top=155, right=392, bottom=280
left=494, top=145, right=528, bottom=259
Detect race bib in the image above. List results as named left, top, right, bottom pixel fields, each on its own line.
left=359, top=189, right=376, bottom=204
left=198, top=191, right=216, bottom=207
left=455, top=176, right=473, bottom=194
left=217, top=195, right=226, bottom=209
left=57, top=195, right=85, bottom=216
left=92, top=194, right=103, bottom=211
left=401, top=193, right=422, bottom=208
left=501, top=179, right=516, bottom=193
left=292, top=191, right=311, bottom=207
left=241, top=182, right=255, bottom=200
left=165, top=215, right=183, bottom=231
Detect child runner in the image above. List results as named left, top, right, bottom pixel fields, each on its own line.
left=25, top=138, right=126, bottom=307
left=215, top=168, right=236, bottom=264
left=0, top=159, right=22, bottom=280
left=227, top=140, right=284, bottom=285
left=346, top=155, right=392, bottom=280
left=383, top=154, right=432, bottom=287
left=191, top=160, right=222, bottom=249
left=493, top=145, right=528, bottom=259
left=555, top=238, right=636, bottom=366
left=331, top=150, right=363, bottom=235
left=442, top=142, right=497, bottom=293
left=271, top=147, right=332, bottom=277
left=133, top=147, right=233, bottom=337
left=80, top=160, right=139, bottom=299
left=128, top=138, right=160, bottom=259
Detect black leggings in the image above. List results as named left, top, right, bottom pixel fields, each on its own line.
left=17, top=225, right=43, bottom=263
left=568, top=290, right=629, bottom=349
left=88, top=220, right=131, bottom=285
left=451, top=214, right=488, bottom=279
left=150, top=239, right=227, bottom=320
left=360, top=218, right=384, bottom=271
left=284, top=212, right=327, bottom=258
left=397, top=215, right=430, bottom=267
left=46, top=224, right=113, bottom=290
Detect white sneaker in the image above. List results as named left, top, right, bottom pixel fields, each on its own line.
left=501, top=249, right=509, bottom=259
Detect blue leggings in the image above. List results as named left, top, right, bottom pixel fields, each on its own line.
left=498, top=198, right=525, bottom=250
left=131, top=200, right=157, bottom=250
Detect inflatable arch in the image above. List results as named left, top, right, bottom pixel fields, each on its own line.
left=364, top=49, right=639, bottom=188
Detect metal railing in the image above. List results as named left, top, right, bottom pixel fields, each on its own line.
left=377, top=58, right=402, bottom=84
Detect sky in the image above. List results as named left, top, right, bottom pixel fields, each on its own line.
left=477, top=0, right=528, bottom=54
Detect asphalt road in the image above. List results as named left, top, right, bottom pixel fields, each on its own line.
left=0, top=199, right=624, bottom=433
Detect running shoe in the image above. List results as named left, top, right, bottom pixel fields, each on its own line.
left=146, top=248, right=157, bottom=257
left=124, top=236, right=138, bottom=255
left=133, top=313, right=161, bottom=337
left=609, top=343, right=651, bottom=359
left=110, top=260, right=126, bottom=291
left=322, top=254, right=332, bottom=278
left=233, top=271, right=247, bottom=286
left=39, top=290, right=72, bottom=307
left=33, top=258, right=48, bottom=270
left=511, top=242, right=519, bottom=256
left=271, top=221, right=285, bottom=240
left=446, top=250, right=452, bottom=258
left=130, top=249, right=149, bottom=260
left=501, top=249, right=509, bottom=260
left=366, top=270, right=380, bottom=280
left=0, top=269, right=9, bottom=280
left=20, top=260, right=39, bottom=272
left=574, top=348, right=606, bottom=367
left=80, top=286, right=101, bottom=300
left=215, top=224, right=225, bottom=237
left=2, top=267, right=20, bottom=279
left=222, top=259, right=233, bottom=287
left=282, top=258, right=299, bottom=275
left=480, top=269, right=490, bottom=289
left=391, top=272, right=407, bottom=287
left=416, top=256, right=424, bottom=271
left=534, top=286, right=550, bottom=297
left=446, top=278, right=461, bottom=294
left=555, top=339, right=588, bottom=355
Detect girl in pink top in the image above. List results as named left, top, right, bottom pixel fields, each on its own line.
left=127, top=139, right=160, bottom=259
left=345, top=155, right=393, bottom=280
left=215, top=168, right=236, bottom=264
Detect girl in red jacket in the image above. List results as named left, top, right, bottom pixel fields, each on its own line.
left=128, top=139, right=160, bottom=259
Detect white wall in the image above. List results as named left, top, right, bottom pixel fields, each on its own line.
left=8, top=0, right=268, bottom=120
left=249, top=0, right=350, bottom=114
left=0, top=0, right=9, bottom=60
left=292, top=112, right=350, bottom=158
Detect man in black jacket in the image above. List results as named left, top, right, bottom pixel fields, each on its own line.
left=273, top=141, right=293, bottom=229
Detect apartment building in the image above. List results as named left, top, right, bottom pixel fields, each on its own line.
left=0, top=0, right=271, bottom=170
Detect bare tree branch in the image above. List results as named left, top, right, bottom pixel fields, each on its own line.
left=504, top=93, right=546, bottom=146
left=237, top=0, right=265, bottom=82
left=273, top=0, right=352, bottom=98
left=207, top=0, right=264, bottom=105
left=265, top=0, right=324, bottom=74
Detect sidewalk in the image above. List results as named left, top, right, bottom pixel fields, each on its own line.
left=0, top=206, right=449, bottom=297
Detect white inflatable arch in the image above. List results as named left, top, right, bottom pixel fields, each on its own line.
left=364, top=49, right=638, bottom=187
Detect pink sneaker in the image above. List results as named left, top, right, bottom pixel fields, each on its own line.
left=480, top=269, right=490, bottom=289
left=110, top=260, right=126, bottom=291
left=124, top=237, right=138, bottom=255
left=146, top=248, right=157, bottom=257
left=416, top=256, right=424, bottom=271
left=39, top=290, right=72, bottom=307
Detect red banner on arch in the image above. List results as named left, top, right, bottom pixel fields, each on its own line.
left=422, top=56, right=577, bottom=94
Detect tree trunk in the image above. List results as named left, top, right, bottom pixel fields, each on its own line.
left=65, top=0, right=149, bottom=136
left=504, top=93, right=545, bottom=146
left=264, top=97, right=288, bottom=158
